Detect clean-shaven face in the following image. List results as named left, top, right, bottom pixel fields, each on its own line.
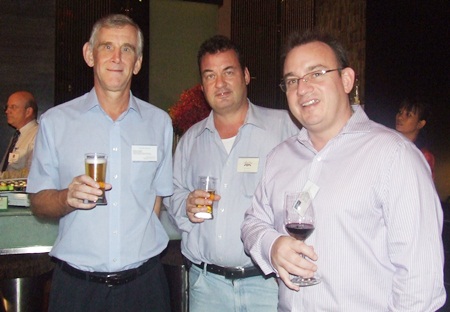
left=90, top=25, right=142, bottom=93
left=283, top=41, right=353, bottom=138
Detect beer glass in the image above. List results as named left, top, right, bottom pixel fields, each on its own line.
left=195, top=176, right=217, bottom=219
left=85, top=153, right=107, bottom=205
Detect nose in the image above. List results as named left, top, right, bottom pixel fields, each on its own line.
left=296, top=80, right=313, bottom=95
left=215, top=75, right=226, bottom=88
left=111, top=49, right=121, bottom=63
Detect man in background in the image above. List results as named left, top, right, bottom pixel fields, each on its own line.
left=167, top=35, right=299, bottom=312
left=1, top=91, right=38, bottom=178
left=27, top=14, right=172, bottom=311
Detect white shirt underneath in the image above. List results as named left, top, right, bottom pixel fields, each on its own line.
left=222, top=136, right=236, bottom=154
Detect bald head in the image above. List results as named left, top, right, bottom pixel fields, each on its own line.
left=5, top=91, right=38, bottom=129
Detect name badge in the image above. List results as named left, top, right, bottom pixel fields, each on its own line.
left=297, top=180, right=320, bottom=216
left=237, top=157, right=259, bottom=173
left=132, top=145, right=157, bottom=162
left=8, top=152, right=20, bottom=164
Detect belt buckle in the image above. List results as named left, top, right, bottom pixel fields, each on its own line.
left=105, top=273, right=121, bottom=287
left=225, top=267, right=244, bottom=279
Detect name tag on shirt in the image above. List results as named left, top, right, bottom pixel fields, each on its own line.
left=8, top=152, right=20, bottom=164
left=132, top=145, right=157, bottom=162
left=237, top=158, right=259, bottom=173
left=297, top=180, right=320, bottom=216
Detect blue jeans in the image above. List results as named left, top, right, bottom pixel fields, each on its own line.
left=189, top=264, right=278, bottom=312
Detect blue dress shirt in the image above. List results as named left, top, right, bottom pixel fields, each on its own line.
left=27, top=89, right=173, bottom=272
left=168, top=101, right=299, bottom=268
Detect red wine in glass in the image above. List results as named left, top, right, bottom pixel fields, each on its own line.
left=284, top=192, right=321, bottom=287
left=285, top=223, right=315, bottom=241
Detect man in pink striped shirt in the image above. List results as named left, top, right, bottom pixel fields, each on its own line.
left=241, top=30, right=445, bottom=311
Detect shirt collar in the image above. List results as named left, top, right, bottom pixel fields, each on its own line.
left=199, top=100, right=266, bottom=137
left=297, top=105, right=372, bottom=144
left=81, top=88, right=142, bottom=119
left=18, top=119, right=38, bottom=132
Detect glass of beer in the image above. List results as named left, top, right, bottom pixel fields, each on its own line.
left=195, top=176, right=217, bottom=219
left=84, top=153, right=107, bottom=205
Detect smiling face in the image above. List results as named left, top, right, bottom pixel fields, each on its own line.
left=283, top=41, right=354, bottom=144
left=83, top=25, right=142, bottom=94
left=200, top=49, right=250, bottom=115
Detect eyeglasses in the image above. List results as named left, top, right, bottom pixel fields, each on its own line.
left=279, top=68, right=342, bottom=93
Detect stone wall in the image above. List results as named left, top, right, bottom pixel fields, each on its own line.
left=315, top=0, right=366, bottom=103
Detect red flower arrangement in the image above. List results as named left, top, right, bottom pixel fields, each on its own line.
left=169, top=84, right=211, bottom=136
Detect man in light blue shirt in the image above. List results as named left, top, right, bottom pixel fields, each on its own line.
left=27, top=14, right=172, bottom=312
left=167, top=35, right=299, bottom=312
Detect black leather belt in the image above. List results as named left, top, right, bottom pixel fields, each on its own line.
left=54, top=256, right=158, bottom=287
left=191, top=261, right=263, bottom=279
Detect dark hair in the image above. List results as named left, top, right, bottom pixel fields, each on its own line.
left=197, top=35, right=246, bottom=74
left=281, top=30, right=349, bottom=70
left=398, top=97, right=431, bottom=122
left=399, top=97, right=432, bottom=150
left=88, top=14, right=144, bottom=57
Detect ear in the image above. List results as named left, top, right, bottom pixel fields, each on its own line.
left=83, top=42, right=94, bottom=68
left=244, top=67, right=251, bottom=85
left=133, top=56, right=143, bottom=75
left=341, top=67, right=355, bottom=94
left=25, top=107, right=33, bottom=119
left=417, top=119, right=426, bottom=130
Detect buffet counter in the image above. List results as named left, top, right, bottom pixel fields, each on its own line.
left=0, top=204, right=184, bottom=311
left=0, top=206, right=181, bottom=256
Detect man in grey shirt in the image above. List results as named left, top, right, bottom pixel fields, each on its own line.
left=167, top=35, right=299, bottom=311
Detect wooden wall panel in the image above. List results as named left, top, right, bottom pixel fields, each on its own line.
left=231, top=0, right=314, bottom=109
left=315, top=0, right=366, bottom=104
left=231, top=0, right=279, bottom=108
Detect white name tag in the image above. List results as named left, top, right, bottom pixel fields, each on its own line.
left=8, top=152, right=20, bottom=164
left=132, top=145, right=157, bottom=162
left=297, top=180, right=320, bottom=216
left=237, top=157, right=259, bottom=173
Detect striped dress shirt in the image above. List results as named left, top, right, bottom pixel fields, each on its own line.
left=242, top=106, right=446, bottom=311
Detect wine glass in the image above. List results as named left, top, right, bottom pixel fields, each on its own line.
left=284, top=192, right=321, bottom=286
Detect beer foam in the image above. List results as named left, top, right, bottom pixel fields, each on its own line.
left=85, top=158, right=107, bottom=164
left=194, top=212, right=213, bottom=219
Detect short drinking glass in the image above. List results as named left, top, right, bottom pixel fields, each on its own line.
left=84, top=153, right=107, bottom=205
left=195, top=176, right=217, bottom=219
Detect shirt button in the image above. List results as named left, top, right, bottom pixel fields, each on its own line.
left=114, top=174, right=118, bottom=179
left=113, top=258, right=117, bottom=262
left=113, top=147, right=118, bottom=152
left=113, top=230, right=118, bottom=235
left=218, top=235, right=222, bottom=239
left=223, top=184, right=228, bottom=188
left=113, top=202, right=118, bottom=206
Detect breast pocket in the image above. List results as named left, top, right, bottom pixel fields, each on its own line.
left=242, top=172, right=261, bottom=198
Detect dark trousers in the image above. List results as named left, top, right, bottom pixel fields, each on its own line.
left=48, top=260, right=170, bottom=312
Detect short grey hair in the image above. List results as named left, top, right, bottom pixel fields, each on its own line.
left=88, top=14, right=144, bottom=57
